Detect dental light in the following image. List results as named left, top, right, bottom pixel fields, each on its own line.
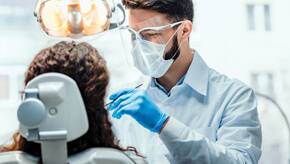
left=34, top=0, right=125, bottom=39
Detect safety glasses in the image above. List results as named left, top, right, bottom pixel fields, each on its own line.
left=121, top=19, right=183, bottom=44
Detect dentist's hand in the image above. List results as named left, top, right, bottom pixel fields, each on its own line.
left=108, top=88, right=169, bottom=133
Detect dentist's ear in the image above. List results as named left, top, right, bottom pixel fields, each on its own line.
left=180, top=20, right=193, bottom=43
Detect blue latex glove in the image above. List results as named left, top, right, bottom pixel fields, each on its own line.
left=108, top=88, right=169, bottom=133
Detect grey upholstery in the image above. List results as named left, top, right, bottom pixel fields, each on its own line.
left=0, top=148, right=137, bottom=164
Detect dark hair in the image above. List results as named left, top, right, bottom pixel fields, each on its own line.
left=1, top=41, right=141, bottom=159
left=122, top=0, right=194, bottom=22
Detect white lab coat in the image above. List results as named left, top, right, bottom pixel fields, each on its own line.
left=110, top=52, right=261, bottom=164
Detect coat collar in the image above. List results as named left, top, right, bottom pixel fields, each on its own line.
left=183, top=51, right=209, bottom=96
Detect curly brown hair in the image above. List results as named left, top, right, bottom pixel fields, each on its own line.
left=1, top=41, right=141, bottom=159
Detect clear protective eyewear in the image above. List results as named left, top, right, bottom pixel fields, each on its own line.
left=117, top=15, right=185, bottom=78
left=34, top=0, right=125, bottom=39
left=120, top=16, right=183, bottom=44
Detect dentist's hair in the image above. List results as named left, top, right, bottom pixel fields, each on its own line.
left=122, top=0, right=194, bottom=22
left=1, top=41, right=140, bottom=158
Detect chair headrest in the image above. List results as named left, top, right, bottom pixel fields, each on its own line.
left=18, top=73, right=88, bottom=142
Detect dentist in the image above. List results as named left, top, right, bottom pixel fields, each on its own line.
left=108, top=0, right=262, bottom=163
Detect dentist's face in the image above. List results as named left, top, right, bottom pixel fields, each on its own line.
left=128, top=9, right=180, bottom=59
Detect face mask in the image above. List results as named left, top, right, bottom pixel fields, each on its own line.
left=131, top=23, right=183, bottom=78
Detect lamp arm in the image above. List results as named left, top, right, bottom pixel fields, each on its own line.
left=255, top=92, right=290, bottom=164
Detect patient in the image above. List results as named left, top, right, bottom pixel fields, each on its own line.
left=0, top=41, right=144, bottom=162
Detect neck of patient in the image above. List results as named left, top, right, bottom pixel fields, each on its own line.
left=157, top=47, right=194, bottom=93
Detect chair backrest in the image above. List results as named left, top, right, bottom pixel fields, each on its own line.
left=0, top=148, right=137, bottom=164
left=18, top=73, right=88, bottom=142
left=0, top=151, right=39, bottom=164
left=13, top=73, right=138, bottom=164
left=68, top=148, right=137, bottom=164
left=17, top=73, right=89, bottom=163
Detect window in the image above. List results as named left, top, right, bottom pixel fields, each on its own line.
left=246, top=4, right=272, bottom=31
left=264, top=4, right=271, bottom=31
left=0, top=0, right=34, bottom=27
left=0, top=75, right=9, bottom=99
left=247, top=5, right=255, bottom=30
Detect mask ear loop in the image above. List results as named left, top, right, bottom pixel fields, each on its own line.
left=170, top=41, right=183, bottom=61
left=164, top=23, right=184, bottom=60
left=164, top=22, right=184, bottom=46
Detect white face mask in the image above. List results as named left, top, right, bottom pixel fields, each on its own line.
left=130, top=23, right=183, bottom=78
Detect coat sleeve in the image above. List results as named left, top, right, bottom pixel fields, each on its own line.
left=159, top=87, right=262, bottom=164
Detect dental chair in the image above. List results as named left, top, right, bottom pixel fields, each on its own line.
left=0, top=73, right=136, bottom=164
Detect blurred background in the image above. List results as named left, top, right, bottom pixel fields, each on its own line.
left=0, top=0, right=289, bottom=163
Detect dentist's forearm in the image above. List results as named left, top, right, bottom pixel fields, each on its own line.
left=159, top=117, right=261, bottom=164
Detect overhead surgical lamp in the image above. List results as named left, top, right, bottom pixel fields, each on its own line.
left=34, top=0, right=125, bottom=39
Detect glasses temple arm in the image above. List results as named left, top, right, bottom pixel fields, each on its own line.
left=139, top=21, right=184, bottom=32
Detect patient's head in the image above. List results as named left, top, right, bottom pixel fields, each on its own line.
left=25, top=41, right=109, bottom=109
left=1, top=41, right=138, bottom=157
left=23, top=41, right=114, bottom=156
